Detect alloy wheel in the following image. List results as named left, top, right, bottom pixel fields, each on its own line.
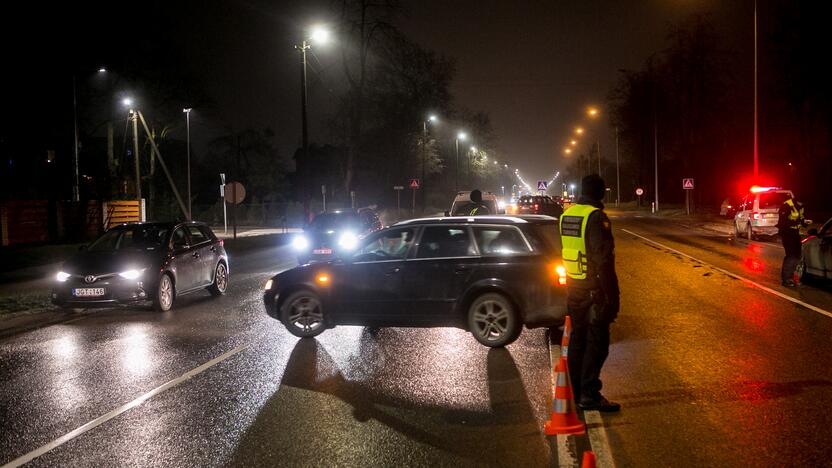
left=471, top=299, right=510, bottom=342
left=287, top=296, right=324, bottom=333
left=159, top=275, right=173, bottom=310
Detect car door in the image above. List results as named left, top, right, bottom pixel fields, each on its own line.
left=332, top=227, right=416, bottom=324
left=401, top=225, right=478, bottom=324
left=820, top=221, right=832, bottom=279
left=185, top=225, right=213, bottom=286
left=168, top=226, right=199, bottom=292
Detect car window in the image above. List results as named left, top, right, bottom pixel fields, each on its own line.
left=759, top=192, right=789, bottom=209
left=198, top=225, right=215, bottom=240
left=473, top=226, right=530, bottom=255
left=416, top=226, right=475, bottom=258
left=528, top=223, right=562, bottom=254
left=88, top=226, right=169, bottom=252
left=170, top=227, right=189, bottom=249
left=352, top=228, right=415, bottom=262
left=187, top=226, right=208, bottom=244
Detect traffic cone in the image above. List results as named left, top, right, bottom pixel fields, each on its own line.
left=560, top=315, right=572, bottom=358
left=581, top=451, right=597, bottom=468
left=544, top=355, right=586, bottom=435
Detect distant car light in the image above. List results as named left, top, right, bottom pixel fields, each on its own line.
left=292, top=235, right=310, bottom=251
left=56, top=271, right=71, bottom=282
left=497, top=200, right=507, bottom=210
left=264, top=279, right=273, bottom=290
left=118, top=269, right=143, bottom=280
left=338, top=231, right=359, bottom=250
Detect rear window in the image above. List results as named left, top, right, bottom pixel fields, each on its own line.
left=416, top=226, right=476, bottom=258
left=527, top=223, right=562, bottom=255
left=310, top=212, right=360, bottom=230
left=472, top=226, right=530, bottom=255
left=759, top=192, right=790, bottom=209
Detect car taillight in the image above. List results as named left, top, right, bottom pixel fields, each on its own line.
left=752, top=212, right=761, bottom=220
left=218, top=239, right=224, bottom=247
left=534, top=204, right=539, bottom=210
left=551, top=263, right=567, bottom=286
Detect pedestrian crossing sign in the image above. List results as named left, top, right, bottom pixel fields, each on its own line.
left=683, top=178, right=694, bottom=190
left=537, top=181, right=548, bottom=191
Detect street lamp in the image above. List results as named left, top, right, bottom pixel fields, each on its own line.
left=455, top=132, right=467, bottom=192
left=575, top=127, right=584, bottom=135
left=296, top=25, right=331, bottom=215
left=564, top=148, right=572, bottom=154
left=422, top=114, right=438, bottom=212
left=570, top=140, right=577, bottom=146
left=183, top=108, right=193, bottom=220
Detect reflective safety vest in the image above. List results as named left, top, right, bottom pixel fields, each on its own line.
left=559, top=204, right=600, bottom=280
left=784, top=199, right=804, bottom=229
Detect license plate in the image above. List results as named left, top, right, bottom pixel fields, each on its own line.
left=313, top=248, right=333, bottom=255
left=73, top=288, right=105, bottom=297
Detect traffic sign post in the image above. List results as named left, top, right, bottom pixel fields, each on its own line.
left=394, top=186, right=404, bottom=219
left=409, top=179, right=420, bottom=216
left=220, top=173, right=227, bottom=234
left=636, top=187, right=644, bottom=207
left=682, top=178, right=694, bottom=215
left=321, top=184, right=327, bottom=212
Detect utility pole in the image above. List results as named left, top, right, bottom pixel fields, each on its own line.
left=454, top=137, right=460, bottom=192
left=596, top=140, right=601, bottom=176
left=297, top=40, right=311, bottom=219
left=130, top=109, right=141, bottom=204
left=654, top=111, right=659, bottom=212
left=72, top=75, right=80, bottom=202
left=753, top=0, right=759, bottom=178
left=615, top=126, right=620, bottom=208
left=184, top=108, right=192, bottom=220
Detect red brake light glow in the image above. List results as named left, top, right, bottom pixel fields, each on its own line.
left=750, top=185, right=777, bottom=193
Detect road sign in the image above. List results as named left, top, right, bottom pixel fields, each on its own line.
left=393, top=186, right=404, bottom=190
left=683, top=178, right=694, bottom=190
left=537, top=181, right=548, bottom=191
left=409, top=179, right=420, bottom=189
left=636, top=188, right=644, bottom=196
left=224, top=181, right=246, bottom=204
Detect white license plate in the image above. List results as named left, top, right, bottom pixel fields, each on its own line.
left=313, top=248, right=332, bottom=254
left=73, top=288, right=105, bottom=297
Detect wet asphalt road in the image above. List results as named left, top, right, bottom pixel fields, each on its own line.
left=1, top=215, right=831, bottom=467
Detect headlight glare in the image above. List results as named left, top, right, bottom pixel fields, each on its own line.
left=264, top=279, right=273, bottom=290
left=56, top=271, right=71, bottom=282
left=338, top=232, right=359, bottom=250
left=292, top=236, right=310, bottom=251
left=118, top=269, right=143, bottom=280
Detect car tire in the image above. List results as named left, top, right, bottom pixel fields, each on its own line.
left=153, top=273, right=175, bottom=312
left=280, top=290, right=327, bottom=338
left=746, top=223, right=753, bottom=241
left=208, top=262, right=228, bottom=296
left=732, top=220, right=740, bottom=238
left=467, top=293, right=522, bottom=348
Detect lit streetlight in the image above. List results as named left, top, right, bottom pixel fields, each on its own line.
left=575, top=127, right=584, bottom=135
left=72, top=66, right=109, bottom=202
left=570, top=140, right=577, bottom=146
left=587, top=107, right=599, bottom=117
left=564, top=148, right=572, bottom=154
left=421, top=114, right=438, bottom=212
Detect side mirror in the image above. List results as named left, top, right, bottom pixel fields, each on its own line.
left=808, top=228, right=818, bottom=236
left=444, top=211, right=450, bottom=217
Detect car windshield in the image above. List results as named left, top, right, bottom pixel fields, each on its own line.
left=309, top=213, right=361, bottom=231
left=759, top=192, right=790, bottom=209
left=87, top=225, right=170, bottom=252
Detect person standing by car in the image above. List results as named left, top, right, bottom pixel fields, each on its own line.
left=467, top=189, right=490, bottom=215
left=559, top=174, right=621, bottom=412
left=777, top=193, right=807, bottom=287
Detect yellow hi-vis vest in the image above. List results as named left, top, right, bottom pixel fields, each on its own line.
left=784, top=199, right=804, bottom=228
left=559, top=204, right=600, bottom=280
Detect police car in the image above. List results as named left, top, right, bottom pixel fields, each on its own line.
left=732, top=186, right=793, bottom=240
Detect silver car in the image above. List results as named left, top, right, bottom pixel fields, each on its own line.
left=732, top=188, right=793, bottom=240
left=798, top=218, right=832, bottom=281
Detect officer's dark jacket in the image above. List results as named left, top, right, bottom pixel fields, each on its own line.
left=571, top=196, right=620, bottom=302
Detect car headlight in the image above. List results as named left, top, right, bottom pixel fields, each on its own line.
left=338, top=231, right=359, bottom=250
left=264, top=279, right=273, bottom=290
left=292, top=235, right=310, bottom=251
left=118, top=269, right=144, bottom=280
left=56, top=271, right=71, bottom=282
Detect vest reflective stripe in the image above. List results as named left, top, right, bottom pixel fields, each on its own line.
left=559, top=204, right=599, bottom=280
left=784, top=199, right=804, bottom=228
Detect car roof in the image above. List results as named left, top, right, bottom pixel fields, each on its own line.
left=107, top=221, right=208, bottom=231
left=394, top=214, right=556, bottom=226
left=452, top=191, right=498, bottom=202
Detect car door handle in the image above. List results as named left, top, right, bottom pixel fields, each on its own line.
left=385, top=267, right=401, bottom=275
left=210, top=246, right=217, bottom=252
left=193, top=251, right=201, bottom=258
left=454, top=266, right=469, bottom=274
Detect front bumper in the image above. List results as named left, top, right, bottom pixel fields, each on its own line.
left=51, top=277, right=151, bottom=308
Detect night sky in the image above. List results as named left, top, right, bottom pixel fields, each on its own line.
left=3, top=0, right=754, bottom=182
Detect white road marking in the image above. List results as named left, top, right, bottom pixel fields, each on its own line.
left=584, top=411, right=616, bottom=468
left=547, top=331, right=616, bottom=467
left=622, top=228, right=832, bottom=319
left=1, top=344, right=249, bottom=468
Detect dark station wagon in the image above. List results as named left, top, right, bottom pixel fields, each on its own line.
left=264, top=215, right=567, bottom=347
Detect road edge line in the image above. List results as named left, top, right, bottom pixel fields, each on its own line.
left=1, top=344, right=249, bottom=468
left=621, top=228, right=832, bottom=319
left=584, top=411, right=616, bottom=468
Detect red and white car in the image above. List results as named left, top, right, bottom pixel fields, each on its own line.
left=732, top=186, right=793, bottom=240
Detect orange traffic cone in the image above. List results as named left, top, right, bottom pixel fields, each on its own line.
left=581, top=451, right=597, bottom=468
left=544, top=355, right=586, bottom=435
left=560, top=315, right=572, bottom=358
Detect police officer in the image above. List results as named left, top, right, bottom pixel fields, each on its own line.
left=777, top=193, right=807, bottom=287
left=559, top=174, right=621, bottom=412
left=468, top=189, right=490, bottom=215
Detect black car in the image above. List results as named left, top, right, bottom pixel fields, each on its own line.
left=292, top=208, right=382, bottom=264
left=265, top=215, right=567, bottom=347
left=516, top=195, right=563, bottom=218
left=52, top=222, right=229, bottom=312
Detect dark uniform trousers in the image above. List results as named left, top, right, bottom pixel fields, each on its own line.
left=566, top=286, right=615, bottom=402
left=781, top=228, right=802, bottom=283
